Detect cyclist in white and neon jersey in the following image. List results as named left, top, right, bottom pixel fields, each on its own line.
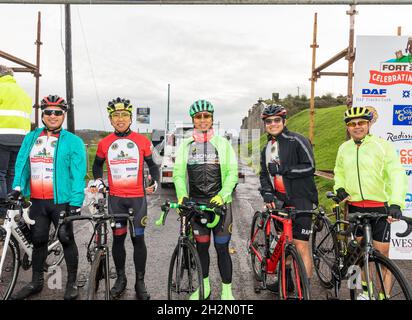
left=89, top=97, right=159, bottom=300
left=334, top=106, right=408, bottom=300
left=173, top=100, right=238, bottom=300
left=9, top=95, right=86, bottom=300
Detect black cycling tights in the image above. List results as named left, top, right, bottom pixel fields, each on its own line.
left=196, top=241, right=232, bottom=284
left=112, top=234, right=147, bottom=274
left=30, top=199, right=79, bottom=282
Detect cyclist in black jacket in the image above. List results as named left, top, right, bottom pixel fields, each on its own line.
left=259, top=104, right=318, bottom=290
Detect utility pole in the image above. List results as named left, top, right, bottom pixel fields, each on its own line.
left=166, top=83, right=170, bottom=131
left=65, top=4, right=75, bottom=133
left=297, top=86, right=300, bottom=97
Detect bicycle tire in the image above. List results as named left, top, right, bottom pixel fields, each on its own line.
left=277, top=244, right=310, bottom=300
left=168, top=241, right=204, bottom=300
left=350, top=250, right=412, bottom=300
left=87, top=249, right=106, bottom=300
left=250, top=211, right=266, bottom=282
left=0, top=231, right=20, bottom=300
left=311, top=215, right=338, bottom=289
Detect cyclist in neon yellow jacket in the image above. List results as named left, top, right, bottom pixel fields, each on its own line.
left=0, top=65, right=32, bottom=207
left=333, top=106, right=408, bottom=300
left=173, top=100, right=238, bottom=300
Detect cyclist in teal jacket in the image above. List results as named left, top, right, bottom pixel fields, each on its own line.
left=9, top=95, right=86, bottom=300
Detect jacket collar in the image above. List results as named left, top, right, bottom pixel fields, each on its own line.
left=0, top=75, right=16, bottom=83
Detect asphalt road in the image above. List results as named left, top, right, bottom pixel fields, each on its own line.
left=12, top=164, right=412, bottom=300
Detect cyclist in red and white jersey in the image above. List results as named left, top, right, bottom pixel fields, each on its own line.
left=89, top=98, right=159, bottom=300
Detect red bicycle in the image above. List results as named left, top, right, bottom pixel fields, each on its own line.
left=249, top=207, right=312, bottom=300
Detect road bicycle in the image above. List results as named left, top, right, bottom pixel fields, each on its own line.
left=312, top=191, right=412, bottom=300
left=66, top=189, right=135, bottom=300
left=156, top=200, right=226, bottom=300
left=249, top=206, right=318, bottom=300
left=0, top=198, right=64, bottom=300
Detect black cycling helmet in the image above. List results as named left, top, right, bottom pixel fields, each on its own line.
left=261, top=104, right=287, bottom=119
left=40, top=95, right=68, bottom=111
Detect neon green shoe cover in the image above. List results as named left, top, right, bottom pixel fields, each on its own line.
left=221, top=282, right=235, bottom=300
left=189, top=277, right=210, bottom=300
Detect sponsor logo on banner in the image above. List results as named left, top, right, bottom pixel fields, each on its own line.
left=403, top=90, right=411, bottom=99
left=386, top=131, right=412, bottom=143
left=393, top=105, right=412, bottom=125
left=406, top=170, right=412, bottom=176
left=406, top=193, right=412, bottom=210
left=356, top=88, right=391, bottom=103
left=356, top=88, right=391, bottom=102
left=398, top=149, right=412, bottom=165
left=362, top=88, right=387, bottom=97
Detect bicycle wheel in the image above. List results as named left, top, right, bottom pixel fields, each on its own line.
left=0, top=230, right=20, bottom=300
left=87, top=249, right=106, bottom=300
left=311, top=215, right=338, bottom=289
left=350, top=251, right=412, bottom=300
left=250, top=211, right=266, bottom=282
left=45, top=224, right=64, bottom=271
left=277, top=244, right=310, bottom=300
left=168, top=241, right=204, bottom=300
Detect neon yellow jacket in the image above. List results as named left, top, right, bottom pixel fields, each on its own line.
left=333, top=134, right=407, bottom=208
left=0, top=75, right=32, bottom=146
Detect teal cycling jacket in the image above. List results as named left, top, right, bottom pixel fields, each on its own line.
left=12, top=127, right=87, bottom=207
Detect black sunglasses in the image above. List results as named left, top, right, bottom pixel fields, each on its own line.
left=43, top=109, right=64, bottom=116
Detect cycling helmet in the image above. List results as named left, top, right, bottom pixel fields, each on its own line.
left=107, top=97, right=133, bottom=116
left=261, top=104, right=287, bottom=119
left=344, top=107, right=373, bottom=123
left=189, top=100, right=214, bottom=117
left=40, top=95, right=68, bottom=111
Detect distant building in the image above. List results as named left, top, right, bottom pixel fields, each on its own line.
left=240, top=98, right=267, bottom=141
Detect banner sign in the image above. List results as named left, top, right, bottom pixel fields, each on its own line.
left=353, top=35, right=412, bottom=259
left=136, top=107, right=150, bottom=124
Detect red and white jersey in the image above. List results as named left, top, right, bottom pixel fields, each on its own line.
left=96, top=132, right=152, bottom=197
left=30, top=131, right=59, bottom=199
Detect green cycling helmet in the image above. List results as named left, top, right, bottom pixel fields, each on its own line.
left=344, top=106, right=373, bottom=123
left=189, top=100, right=214, bottom=117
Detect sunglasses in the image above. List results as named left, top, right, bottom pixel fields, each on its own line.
left=111, top=111, right=131, bottom=119
left=347, top=120, right=369, bottom=128
left=194, top=113, right=212, bottom=120
left=264, top=117, right=283, bottom=125
left=43, top=109, right=64, bottom=116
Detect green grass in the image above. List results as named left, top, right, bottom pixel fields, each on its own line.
left=286, top=105, right=347, bottom=170
left=243, top=105, right=348, bottom=208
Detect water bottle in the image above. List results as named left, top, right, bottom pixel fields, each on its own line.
left=18, top=219, right=31, bottom=242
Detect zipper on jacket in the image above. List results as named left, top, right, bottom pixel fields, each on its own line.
left=54, top=133, right=60, bottom=204
left=356, top=145, right=364, bottom=200
left=203, top=140, right=207, bottom=194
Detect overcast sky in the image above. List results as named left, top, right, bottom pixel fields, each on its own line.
left=1, top=4, right=412, bottom=132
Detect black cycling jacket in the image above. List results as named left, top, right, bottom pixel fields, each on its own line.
left=260, top=127, right=318, bottom=207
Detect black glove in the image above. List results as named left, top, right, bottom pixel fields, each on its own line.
left=67, top=205, right=81, bottom=216
left=336, top=188, right=350, bottom=202
left=388, top=205, right=402, bottom=219
left=268, top=162, right=281, bottom=176
left=7, top=190, right=21, bottom=201
left=262, top=192, right=275, bottom=204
